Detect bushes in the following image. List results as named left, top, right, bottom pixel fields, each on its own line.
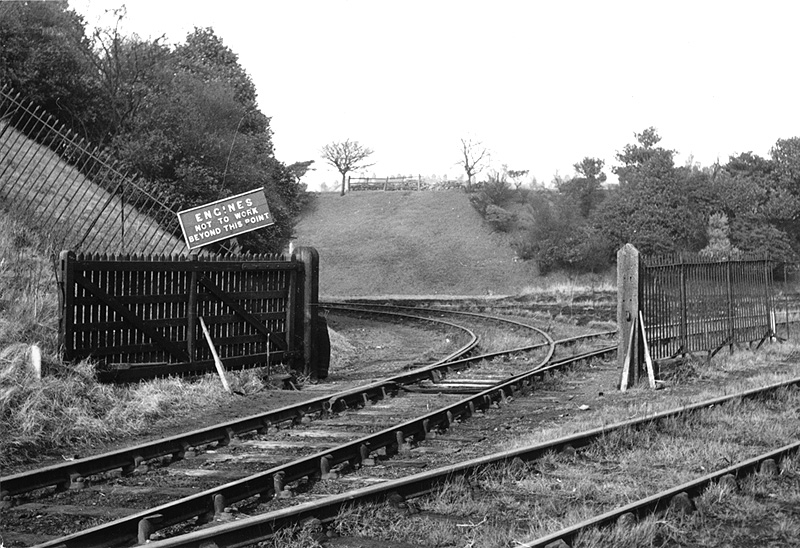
left=485, top=204, right=514, bottom=232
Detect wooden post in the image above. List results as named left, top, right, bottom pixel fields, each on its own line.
left=59, top=250, right=76, bottom=361
left=199, top=316, right=231, bottom=394
left=639, top=312, right=656, bottom=388
left=292, top=246, right=320, bottom=378
left=619, top=322, right=635, bottom=392
left=617, top=244, right=639, bottom=389
left=186, top=253, right=199, bottom=363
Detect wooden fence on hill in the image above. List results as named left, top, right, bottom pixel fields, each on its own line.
left=0, top=84, right=184, bottom=254
left=59, top=248, right=328, bottom=381
left=348, top=175, right=426, bottom=191
left=618, top=244, right=774, bottom=388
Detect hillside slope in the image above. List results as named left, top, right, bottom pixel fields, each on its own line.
left=0, top=122, right=182, bottom=254
left=292, top=191, right=539, bottom=297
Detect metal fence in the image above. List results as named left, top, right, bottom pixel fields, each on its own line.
left=640, top=253, right=773, bottom=360
left=0, top=84, right=184, bottom=254
left=617, top=244, right=776, bottom=389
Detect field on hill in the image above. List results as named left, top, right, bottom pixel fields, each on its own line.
left=293, top=190, right=544, bottom=297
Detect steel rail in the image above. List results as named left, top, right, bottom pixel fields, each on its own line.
left=1, top=310, right=478, bottom=502
left=319, top=304, right=480, bottom=361
left=31, top=324, right=561, bottom=548
left=324, top=301, right=556, bottom=333
left=520, top=440, right=800, bottom=548
left=131, top=373, right=800, bottom=548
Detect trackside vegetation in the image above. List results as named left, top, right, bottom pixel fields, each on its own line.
left=0, top=218, right=302, bottom=471
left=0, top=1, right=309, bottom=254
left=467, top=129, right=800, bottom=276
left=261, top=347, right=800, bottom=548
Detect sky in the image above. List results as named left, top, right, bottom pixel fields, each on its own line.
left=70, top=0, right=800, bottom=190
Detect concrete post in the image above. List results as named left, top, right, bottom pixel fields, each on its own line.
left=617, top=244, right=640, bottom=388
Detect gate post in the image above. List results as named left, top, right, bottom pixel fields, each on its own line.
left=59, top=250, right=76, bottom=361
left=292, top=246, right=330, bottom=379
left=186, top=253, right=199, bottom=363
left=618, top=244, right=640, bottom=389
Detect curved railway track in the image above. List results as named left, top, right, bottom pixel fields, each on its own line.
left=0, top=303, right=619, bottom=547
left=120, top=375, right=800, bottom=548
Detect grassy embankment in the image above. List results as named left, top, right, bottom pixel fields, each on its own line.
left=293, top=191, right=614, bottom=297
left=0, top=122, right=182, bottom=254
left=0, top=217, right=289, bottom=470
left=0, top=128, right=272, bottom=471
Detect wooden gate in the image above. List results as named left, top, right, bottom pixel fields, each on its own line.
left=59, top=248, right=325, bottom=381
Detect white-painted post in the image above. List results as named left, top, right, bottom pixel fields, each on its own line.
left=199, top=316, right=231, bottom=394
left=30, top=344, right=42, bottom=379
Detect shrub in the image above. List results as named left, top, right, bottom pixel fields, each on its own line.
left=485, top=204, right=514, bottom=232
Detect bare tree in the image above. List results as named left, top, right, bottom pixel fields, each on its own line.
left=458, top=138, right=488, bottom=190
left=321, top=139, right=375, bottom=196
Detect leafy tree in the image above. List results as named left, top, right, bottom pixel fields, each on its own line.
left=557, top=157, right=607, bottom=217
left=595, top=128, right=706, bottom=255
left=0, top=9, right=309, bottom=254
left=506, top=168, right=529, bottom=190
left=700, top=213, right=741, bottom=260
left=88, top=8, right=171, bottom=143
left=715, top=151, right=798, bottom=262
left=320, top=139, right=374, bottom=196
left=518, top=192, right=610, bottom=274
left=0, top=1, right=101, bottom=139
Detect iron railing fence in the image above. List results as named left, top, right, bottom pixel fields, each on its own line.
left=0, top=84, right=185, bottom=255
left=640, top=253, right=773, bottom=360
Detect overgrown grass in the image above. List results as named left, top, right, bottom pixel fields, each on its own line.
left=255, top=339, right=800, bottom=548
left=0, top=219, right=299, bottom=470
left=315, top=382, right=800, bottom=548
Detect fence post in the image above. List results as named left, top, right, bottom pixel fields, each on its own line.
left=680, top=256, right=687, bottom=354
left=59, top=250, right=76, bottom=361
left=726, top=259, right=734, bottom=353
left=186, top=253, right=199, bottom=363
left=617, top=244, right=640, bottom=389
left=785, top=264, right=790, bottom=340
left=291, top=246, right=329, bottom=379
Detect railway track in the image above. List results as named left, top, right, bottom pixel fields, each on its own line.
left=117, top=375, right=800, bottom=548
left=1, top=303, right=617, bottom=547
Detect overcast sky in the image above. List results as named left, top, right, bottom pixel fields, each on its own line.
left=71, top=0, right=800, bottom=190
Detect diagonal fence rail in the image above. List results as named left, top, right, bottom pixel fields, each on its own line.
left=0, top=84, right=184, bottom=254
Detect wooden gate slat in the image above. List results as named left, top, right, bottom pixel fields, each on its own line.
left=73, top=272, right=191, bottom=362
left=197, top=274, right=288, bottom=351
